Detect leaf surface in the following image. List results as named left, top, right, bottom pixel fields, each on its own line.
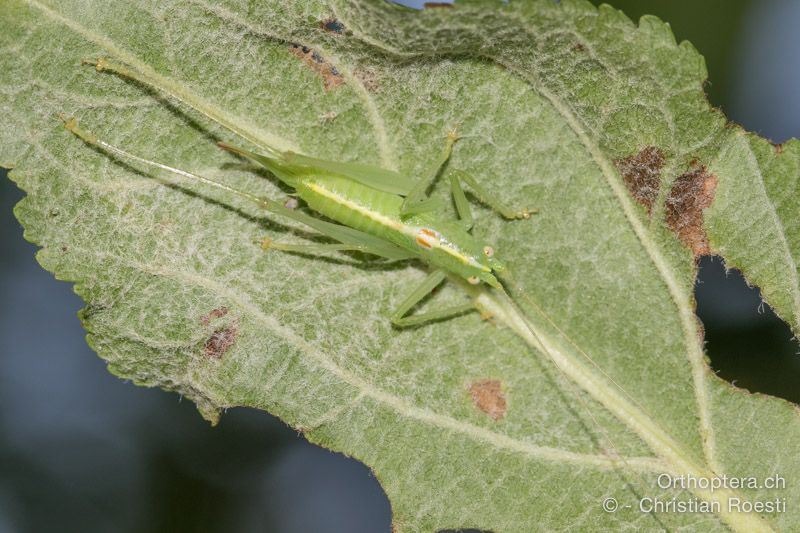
left=2, top=0, right=799, bottom=531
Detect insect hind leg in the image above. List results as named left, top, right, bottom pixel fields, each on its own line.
left=63, top=116, right=415, bottom=263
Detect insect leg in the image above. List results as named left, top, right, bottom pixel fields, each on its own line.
left=263, top=240, right=369, bottom=254
left=400, top=128, right=459, bottom=216
left=449, top=169, right=537, bottom=220
left=261, top=226, right=413, bottom=261
left=390, top=270, right=476, bottom=327
left=448, top=173, right=474, bottom=231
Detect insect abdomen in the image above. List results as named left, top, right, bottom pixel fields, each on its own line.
left=296, top=175, right=405, bottom=238
left=295, top=174, right=495, bottom=284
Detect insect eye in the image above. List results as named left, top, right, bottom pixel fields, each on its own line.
left=467, top=275, right=480, bottom=285
left=483, top=246, right=494, bottom=257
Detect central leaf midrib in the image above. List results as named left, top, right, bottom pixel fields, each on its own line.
left=330, top=7, right=721, bottom=480
left=491, top=54, right=717, bottom=467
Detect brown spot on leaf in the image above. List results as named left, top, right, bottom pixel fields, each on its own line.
left=571, top=42, right=587, bottom=52
left=204, top=321, right=238, bottom=359
left=695, top=315, right=706, bottom=344
left=289, top=44, right=344, bottom=91
left=354, top=69, right=379, bottom=92
left=468, top=379, right=507, bottom=420
left=200, top=306, right=229, bottom=326
left=614, top=146, right=665, bottom=215
left=665, top=165, right=718, bottom=257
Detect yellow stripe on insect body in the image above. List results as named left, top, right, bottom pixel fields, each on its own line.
left=305, top=181, right=487, bottom=272
left=304, top=181, right=412, bottom=234
left=415, top=228, right=488, bottom=272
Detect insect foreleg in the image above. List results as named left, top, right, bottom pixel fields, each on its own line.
left=448, top=169, right=536, bottom=220
left=400, top=129, right=536, bottom=221
left=390, top=270, right=476, bottom=327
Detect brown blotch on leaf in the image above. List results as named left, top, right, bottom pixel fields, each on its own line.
left=468, top=379, right=507, bottom=420
left=424, top=2, right=453, bottom=7
left=354, top=69, right=380, bottom=93
left=204, top=321, right=238, bottom=359
left=695, top=315, right=706, bottom=344
left=571, top=42, right=587, bottom=52
left=665, top=164, right=718, bottom=257
left=614, top=146, right=665, bottom=215
left=320, top=18, right=345, bottom=35
left=289, top=44, right=344, bottom=91
left=200, top=306, right=229, bottom=326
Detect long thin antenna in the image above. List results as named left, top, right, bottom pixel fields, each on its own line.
left=61, top=114, right=270, bottom=208
left=82, top=57, right=281, bottom=156
left=495, top=271, right=668, bottom=529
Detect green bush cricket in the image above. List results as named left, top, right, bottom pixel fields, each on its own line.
left=63, top=58, right=535, bottom=328
left=59, top=57, right=669, bottom=503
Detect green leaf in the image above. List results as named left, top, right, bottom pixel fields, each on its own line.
left=2, top=0, right=799, bottom=531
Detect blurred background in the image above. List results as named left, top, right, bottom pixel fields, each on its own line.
left=1, top=1, right=799, bottom=532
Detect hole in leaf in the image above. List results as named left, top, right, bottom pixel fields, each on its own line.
left=696, top=256, right=800, bottom=404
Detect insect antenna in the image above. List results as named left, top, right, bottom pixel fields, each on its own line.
left=60, top=115, right=306, bottom=223
left=491, top=270, right=669, bottom=529
left=83, top=57, right=284, bottom=158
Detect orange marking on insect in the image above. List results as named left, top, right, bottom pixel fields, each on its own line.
left=415, top=228, right=439, bottom=249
